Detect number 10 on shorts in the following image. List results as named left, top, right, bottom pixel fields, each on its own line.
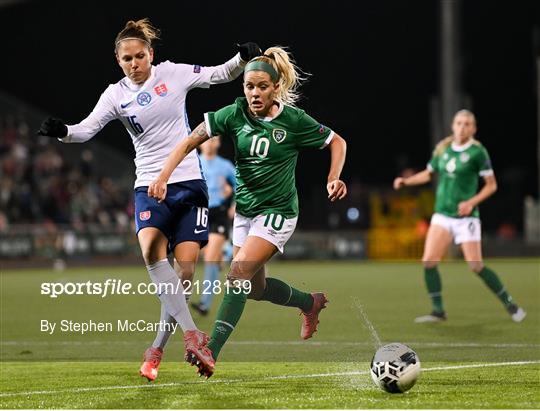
left=196, top=207, right=208, bottom=227
left=263, top=213, right=284, bottom=231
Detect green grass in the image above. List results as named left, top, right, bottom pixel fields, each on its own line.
left=1, top=362, right=539, bottom=409
left=1, top=260, right=539, bottom=408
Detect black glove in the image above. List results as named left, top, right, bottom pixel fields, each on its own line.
left=37, top=117, right=68, bottom=138
left=236, top=42, right=262, bottom=62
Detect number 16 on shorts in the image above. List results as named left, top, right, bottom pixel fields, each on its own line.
left=193, top=207, right=209, bottom=235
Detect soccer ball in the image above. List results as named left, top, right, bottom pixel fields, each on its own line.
left=370, top=343, right=421, bottom=393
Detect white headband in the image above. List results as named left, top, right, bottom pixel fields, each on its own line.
left=115, top=37, right=150, bottom=49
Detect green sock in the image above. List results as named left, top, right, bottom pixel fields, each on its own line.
left=478, top=266, right=514, bottom=307
left=207, top=288, right=247, bottom=360
left=260, top=277, right=314, bottom=312
left=424, top=267, right=444, bottom=313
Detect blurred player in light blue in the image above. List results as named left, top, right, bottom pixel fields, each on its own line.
left=191, top=136, right=236, bottom=316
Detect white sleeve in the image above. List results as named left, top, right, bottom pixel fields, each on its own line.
left=176, top=54, right=245, bottom=91
left=207, top=53, right=245, bottom=85
left=61, top=86, right=118, bottom=143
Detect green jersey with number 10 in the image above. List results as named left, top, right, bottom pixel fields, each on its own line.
left=204, top=97, right=334, bottom=218
left=428, top=139, right=494, bottom=218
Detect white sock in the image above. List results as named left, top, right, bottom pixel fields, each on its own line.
left=146, top=259, right=197, bottom=332
left=152, top=303, right=176, bottom=349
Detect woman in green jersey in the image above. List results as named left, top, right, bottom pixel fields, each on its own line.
left=149, top=46, right=347, bottom=377
left=393, top=110, right=526, bottom=324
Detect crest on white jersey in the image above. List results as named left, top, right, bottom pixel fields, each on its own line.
left=154, top=84, right=168, bottom=97
left=137, top=92, right=152, bottom=106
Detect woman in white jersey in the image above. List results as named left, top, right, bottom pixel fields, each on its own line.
left=393, top=110, right=526, bottom=324
left=37, top=18, right=261, bottom=380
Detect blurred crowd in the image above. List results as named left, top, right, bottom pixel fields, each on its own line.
left=0, top=114, right=133, bottom=233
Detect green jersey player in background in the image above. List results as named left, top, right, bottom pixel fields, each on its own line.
left=149, top=46, right=347, bottom=377
left=393, top=110, right=526, bottom=323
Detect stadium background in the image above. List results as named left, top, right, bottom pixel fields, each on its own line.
left=0, top=2, right=539, bottom=408
left=0, top=0, right=539, bottom=263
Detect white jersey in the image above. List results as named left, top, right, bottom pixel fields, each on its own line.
left=62, top=54, right=245, bottom=188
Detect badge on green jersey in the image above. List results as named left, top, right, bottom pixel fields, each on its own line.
left=272, top=128, right=287, bottom=143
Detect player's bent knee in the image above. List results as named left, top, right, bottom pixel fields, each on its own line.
left=422, top=260, right=439, bottom=269
left=469, top=261, right=484, bottom=274
left=176, top=262, right=196, bottom=280
left=139, top=231, right=167, bottom=265
left=141, top=247, right=164, bottom=265
left=229, top=260, right=258, bottom=280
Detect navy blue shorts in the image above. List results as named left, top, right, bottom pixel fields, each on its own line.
left=134, top=180, right=209, bottom=251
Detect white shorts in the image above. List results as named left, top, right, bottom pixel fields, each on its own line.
left=431, top=213, right=482, bottom=244
left=232, top=213, right=298, bottom=253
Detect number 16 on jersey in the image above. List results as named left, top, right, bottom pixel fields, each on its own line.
left=125, top=115, right=144, bottom=135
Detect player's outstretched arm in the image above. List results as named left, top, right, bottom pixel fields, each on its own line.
left=393, top=169, right=432, bottom=190
left=208, top=42, right=262, bottom=84
left=148, top=122, right=210, bottom=202
left=37, top=117, right=68, bottom=138
left=326, top=133, right=347, bottom=202
left=38, top=89, right=116, bottom=143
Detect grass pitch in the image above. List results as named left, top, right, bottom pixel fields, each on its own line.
left=1, top=259, right=539, bottom=408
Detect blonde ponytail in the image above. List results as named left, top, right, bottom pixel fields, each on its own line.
left=248, top=46, right=308, bottom=106
left=433, top=136, right=454, bottom=157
